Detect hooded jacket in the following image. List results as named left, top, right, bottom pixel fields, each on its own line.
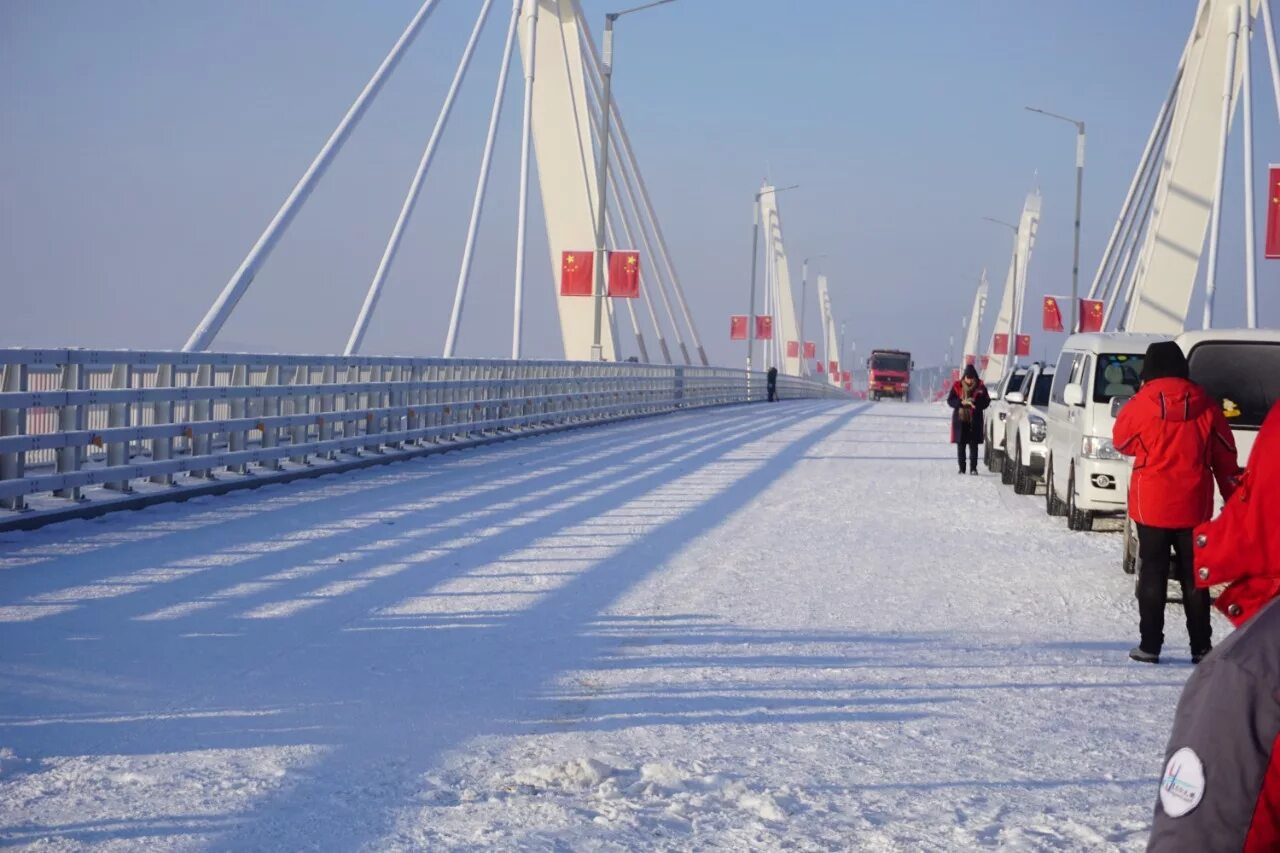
left=1112, top=377, right=1240, bottom=529
left=1147, top=403, right=1280, bottom=852
left=947, top=372, right=990, bottom=443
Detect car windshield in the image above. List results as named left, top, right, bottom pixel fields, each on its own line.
left=1032, top=372, right=1053, bottom=406
left=1093, top=353, right=1144, bottom=403
left=872, top=355, right=909, bottom=373
left=1187, top=342, right=1280, bottom=429
left=1004, top=370, right=1027, bottom=397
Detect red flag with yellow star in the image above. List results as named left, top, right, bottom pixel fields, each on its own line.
left=560, top=251, right=593, bottom=296
left=1042, top=296, right=1064, bottom=332
left=730, top=315, right=748, bottom=340
left=755, top=316, right=774, bottom=340
left=992, top=333, right=1009, bottom=355
left=804, top=341, right=816, bottom=359
left=1266, top=165, right=1280, bottom=259
left=1015, top=334, right=1031, bottom=357
left=607, top=250, right=640, bottom=298
left=1079, top=298, right=1105, bottom=333
left=786, top=340, right=799, bottom=358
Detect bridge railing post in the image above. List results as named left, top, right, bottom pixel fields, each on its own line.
left=149, top=363, right=174, bottom=485
left=228, top=363, right=248, bottom=473
left=54, top=361, right=84, bottom=501
left=0, top=361, right=28, bottom=512
left=290, top=363, right=311, bottom=464
left=104, top=362, right=133, bottom=493
left=189, top=363, right=215, bottom=480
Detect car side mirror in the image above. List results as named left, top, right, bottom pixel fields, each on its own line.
left=1110, top=395, right=1132, bottom=418
left=1006, top=391, right=1026, bottom=405
left=1064, top=383, right=1085, bottom=407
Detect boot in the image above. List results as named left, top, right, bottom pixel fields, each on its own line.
left=1128, top=646, right=1159, bottom=664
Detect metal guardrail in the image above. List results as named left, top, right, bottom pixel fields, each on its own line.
left=0, top=349, right=846, bottom=524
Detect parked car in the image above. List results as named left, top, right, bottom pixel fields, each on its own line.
left=1001, top=362, right=1055, bottom=495
left=1043, top=332, right=1163, bottom=531
left=1118, top=328, right=1280, bottom=572
left=983, top=366, right=1029, bottom=472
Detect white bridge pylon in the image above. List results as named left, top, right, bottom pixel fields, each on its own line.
left=1096, top=0, right=1277, bottom=333
left=181, top=0, right=707, bottom=365
left=982, top=190, right=1040, bottom=386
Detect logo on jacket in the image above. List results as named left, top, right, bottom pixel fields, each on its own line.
left=1160, top=747, right=1205, bottom=817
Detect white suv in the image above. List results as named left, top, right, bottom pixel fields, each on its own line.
left=1118, top=328, right=1280, bottom=572
left=1001, top=362, right=1055, bottom=495
left=984, top=367, right=1029, bottom=472
left=1043, top=332, right=1163, bottom=532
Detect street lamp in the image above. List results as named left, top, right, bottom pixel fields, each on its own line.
left=1026, top=105, right=1085, bottom=334
left=747, top=183, right=799, bottom=374
left=982, top=216, right=1023, bottom=368
left=800, top=253, right=827, bottom=376
left=591, top=0, right=678, bottom=361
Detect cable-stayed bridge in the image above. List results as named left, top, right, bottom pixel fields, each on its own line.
left=1, top=1, right=1278, bottom=846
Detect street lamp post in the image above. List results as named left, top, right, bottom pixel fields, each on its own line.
left=1026, top=106, right=1085, bottom=334
left=800, top=253, right=826, bottom=376
left=747, top=183, right=799, bottom=375
left=591, top=0, right=677, bottom=361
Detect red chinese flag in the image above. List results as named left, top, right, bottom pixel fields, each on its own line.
left=980, top=356, right=990, bottom=372
left=1042, top=296, right=1064, bottom=332
left=607, top=250, right=640, bottom=298
left=730, top=315, right=748, bottom=340
left=1267, top=165, right=1280, bottom=259
left=755, top=316, right=774, bottom=340
left=992, top=333, right=1009, bottom=355
left=829, top=360, right=839, bottom=375
left=1016, top=334, right=1031, bottom=356
left=1079, top=298, right=1105, bottom=333
left=803, top=341, right=816, bottom=359
left=786, top=340, right=800, bottom=358
left=816, top=362, right=824, bottom=374
left=560, top=251, right=593, bottom=296
left=841, top=371, right=851, bottom=382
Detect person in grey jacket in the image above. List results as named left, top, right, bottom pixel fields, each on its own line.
left=1147, top=402, right=1280, bottom=851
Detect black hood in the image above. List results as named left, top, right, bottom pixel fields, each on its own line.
left=1141, top=341, right=1188, bottom=382
left=962, top=364, right=979, bottom=381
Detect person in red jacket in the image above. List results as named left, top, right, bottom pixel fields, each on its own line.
left=1146, top=401, right=1280, bottom=851
left=1112, top=340, right=1240, bottom=664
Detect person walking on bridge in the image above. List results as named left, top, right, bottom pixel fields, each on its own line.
left=1113, top=340, right=1240, bottom=666
left=1146, top=401, right=1280, bottom=851
left=948, top=365, right=990, bottom=475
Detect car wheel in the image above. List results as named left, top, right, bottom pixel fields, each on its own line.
left=1001, top=445, right=1015, bottom=485
left=1067, top=467, right=1094, bottom=532
left=1013, top=441, right=1034, bottom=495
left=1122, top=516, right=1138, bottom=575
left=1045, top=458, right=1066, bottom=516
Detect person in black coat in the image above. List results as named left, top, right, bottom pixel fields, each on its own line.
left=948, top=364, right=990, bottom=474
left=766, top=367, right=778, bottom=402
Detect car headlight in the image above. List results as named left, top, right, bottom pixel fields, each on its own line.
left=1081, top=435, right=1123, bottom=460
left=1029, top=415, right=1047, bottom=443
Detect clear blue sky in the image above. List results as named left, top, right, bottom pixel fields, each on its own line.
left=1, top=1, right=1275, bottom=365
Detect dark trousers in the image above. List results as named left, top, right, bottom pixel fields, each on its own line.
left=955, top=421, right=978, bottom=471
left=1135, top=523, right=1212, bottom=656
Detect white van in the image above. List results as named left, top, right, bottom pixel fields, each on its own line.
left=1042, top=332, right=1164, bottom=531
left=1118, top=328, right=1280, bottom=571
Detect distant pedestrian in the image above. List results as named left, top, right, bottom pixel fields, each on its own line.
left=767, top=367, right=778, bottom=402
left=947, top=365, right=989, bottom=475
left=1146, top=402, right=1280, bottom=851
left=1113, top=340, right=1240, bottom=665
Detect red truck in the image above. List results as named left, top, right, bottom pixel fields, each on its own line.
left=867, top=349, right=913, bottom=401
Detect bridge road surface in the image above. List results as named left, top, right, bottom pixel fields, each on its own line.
left=0, top=400, right=1220, bottom=851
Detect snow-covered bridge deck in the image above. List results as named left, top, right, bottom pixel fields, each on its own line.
left=0, top=401, right=1206, bottom=850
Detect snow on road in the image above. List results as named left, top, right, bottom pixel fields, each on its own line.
left=0, top=401, right=1223, bottom=850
